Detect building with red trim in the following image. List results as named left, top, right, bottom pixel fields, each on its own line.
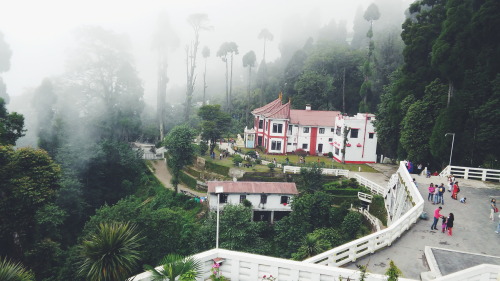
left=244, top=96, right=378, bottom=163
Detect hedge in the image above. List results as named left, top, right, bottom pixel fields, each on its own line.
left=205, top=161, right=230, bottom=176
left=180, top=171, right=197, bottom=189
left=185, top=166, right=201, bottom=179
left=324, top=188, right=361, bottom=196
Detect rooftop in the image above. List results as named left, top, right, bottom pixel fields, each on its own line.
left=207, top=181, right=298, bottom=194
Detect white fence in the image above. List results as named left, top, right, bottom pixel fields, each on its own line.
left=440, top=165, right=500, bottom=182
left=303, top=162, right=424, bottom=267
left=354, top=174, right=388, bottom=196
left=129, top=248, right=416, bottom=281
left=283, top=165, right=350, bottom=177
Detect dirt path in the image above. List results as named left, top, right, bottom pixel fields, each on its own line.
left=148, top=159, right=206, bottom=197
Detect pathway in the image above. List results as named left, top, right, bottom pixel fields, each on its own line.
left=149, top=159, right=205, bottom=197
left=343, top=169, right=500, bottom=279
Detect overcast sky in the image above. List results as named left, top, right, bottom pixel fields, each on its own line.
left=0, top=0, right=410, bottom=105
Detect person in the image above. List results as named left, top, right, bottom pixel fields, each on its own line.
left=446, top=213, right=454, bottom=236
left=496, top=214, right=500, bottom=234
left=490, top=198, right=497, bottom=221
left=451, top=181, right=459, bottom=200
left=426, top=169, right=431, bottom=178
left=413, top=178, right=418, bottom=188
left=441, top=216, right=447, bottom=233
left=428, top=183, right=435, bottom=202
left=460, top=197, right=467, bottom=204
left=285, top=157, right=289, bottom=165
left=417, top=163, right=423, bottom=174
left=438, top=183, right=446, bottom=205
left=448, top=175, right=455, bottom=192
left=431, top=206, right=442, bottom=230
left=433, top=185, right=440, bottom=205
left=432, top=171, right=439, bottom=176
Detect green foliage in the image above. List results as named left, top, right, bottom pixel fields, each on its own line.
left=369, top=195, right=388, bottom=226
left=0, top=98, right=25, bottom=145
left=232, top=154, right=244, bottom=165
left=0, top=257, right=34, bottom=281
left=341, top=212, right=362, bottom=239
left=297, top=164, right=323, bottom=193
left=145, top=253, right=201, bottom=281
left=164, top=125, right=197, bottom=193
left=385, top=260, right=402, bottom=281
left=179, top=171, right=197, bottom=189
left=291, top=233, right=330, bottom=260
left=78, top=222, right=143, bottom=281
left=199, top=141, right=208, bottom=156
left=267, top=162, right=275, bottom=171
left=205, top=161, right=230, bottom=176
left=198, top=105, right=231, bottom=154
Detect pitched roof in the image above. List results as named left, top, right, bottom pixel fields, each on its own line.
left=207, top=181, right=298, bottom=194
left=262, top=102, right=290, bottom=119
left=290, top=109, right=341, bottom=127
left=251, top=98, right=283, bottom=115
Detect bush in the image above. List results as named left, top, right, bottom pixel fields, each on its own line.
left=199, top=141, right=208, bottom=156
left=267, top=163, right=275, bottom=172
left=245, top=150, right=257, bottom=158
left=255, top=159, right=262, bottom=164
left=232, top=155, right=244, bottom=165
left=295, top=149, right=307, bottom=157
left=369, top=195, right=388, bottom=226
left=328, top=152, right=333, bottom=158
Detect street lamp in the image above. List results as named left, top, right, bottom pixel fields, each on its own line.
left=215, top=186, right=224, bottom=249
left=445, top=133, right=455, bottom=167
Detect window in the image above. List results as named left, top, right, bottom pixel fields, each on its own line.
left=303, top=127, right=310, bottom=133
left=336, top=126, right=341, bottom=136
left=258, top=120, right=263, bottom=129
left=335, top=147, right=340, bottom=155
left=239, top=195, right=246, bottom=203
left=271, top=140, right=282, bottom=151
left=319, top=128, right=325, bottom=134
left=219, top=194, right=228, bottom=203
left=260, top=194, right=267, bottom=204
left=328, top=138, right=333, bottom=142
left=302, top=143, right=308, bottom=149
left=265, top=121, right=268, bottom=130
left=272, top=123, right=283, bottom=133
left=331, top=128, right=335, bottom=133
left=369, top=133, right=374, bottom=139
left=287, top=143, right=292, bottom=145
left=280, top=196, right=290, bottom=204
left=288, top=125, right=293, bottom=133
left=351, top=129, right=359, bottom=138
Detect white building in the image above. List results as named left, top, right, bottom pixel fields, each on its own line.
left=331, top=113, right=377, bottom=164
left=244, top=95, right=378, bottom=163
left=207, top=181, right=298, bottom=223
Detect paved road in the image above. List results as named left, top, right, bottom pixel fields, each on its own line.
left=149, top=159, right=206, bottom=197
left=344, top=168, right=500, bottom=279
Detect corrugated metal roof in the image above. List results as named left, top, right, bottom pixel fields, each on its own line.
left=207, top=181, right=298, bottom=194
left=263, top=102, right=290, bottom=119
left=290, top=110, right=341, bottom=127
left=251, top=98, right=283, bottom=115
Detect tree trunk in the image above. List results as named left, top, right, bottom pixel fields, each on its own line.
left=229, top=52, right=234, bottom=111
left=225, top=58, right=229, bottom=110
left=203, top=59, right=207, bottom=106
left=447, top=80, right=454, bottom=107
left=246, top=66, right=252, bottom=125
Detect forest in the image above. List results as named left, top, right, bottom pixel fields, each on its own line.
left=0, top=0, right=499, bottom=280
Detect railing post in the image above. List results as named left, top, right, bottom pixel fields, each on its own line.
left=482, top=169, right=487, bottom=181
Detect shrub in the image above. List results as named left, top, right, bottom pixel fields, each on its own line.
left=232, top=155, right=244, bottom=165
left=369, top=195, right=388, bottom=226
left=245, top=150, right=256, bottom=158
left=328, top=152, right=333, bottom=158
left=295, top=149, right=307, bottom=157
left=180, top=171, right=197, bottom=189
left=255, top=159, right=262, bottom=164
left=205, top=161, right=230, bottom=176
left=267, top=163, right=275, bottom=172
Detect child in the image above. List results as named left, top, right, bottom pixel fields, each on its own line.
left=460, top=197, right=467, bottom=204
left=441, top=216, right=447, bottom=233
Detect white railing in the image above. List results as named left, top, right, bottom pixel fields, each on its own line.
left=283, top=165, right=350, bottom=177
left=129, top=248, right=417, bottom=281
left=361, top=208, right=382, bottom=232
left=355, top=174, right=388, bottom=196
left=358, top=192, right=373, bottom=203
left=303, top=162, right=424, bottom=267
left=434, top=264, right=500, bottom=281
left=439, top=165, right=500, bottom=182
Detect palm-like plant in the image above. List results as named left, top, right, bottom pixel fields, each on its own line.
left=145, top=254, right=201, bottom=281
left=78, top=222, right=143, bottom=281
left=0, top=257, right=34, bottom=281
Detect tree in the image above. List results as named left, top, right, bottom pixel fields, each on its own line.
left=163, top=125, right=196, bottom=193
left=258, top=28, right=273, bottom=62
left=0, top=97, right=25, bottom=145
left=185, top=14, right=211, bottom=122
left=202, top=46, right=210, bottom=106
left=146, top=254, right=201, bottom=281
left=242, top=50, right=257, bottom=125
left=217, top=42, right=239, bottom=110
left=297, top=164, right=323, bottom=193
left=341, top=211, right=362, bottom=239
left=152, top=12, right=179, bottom=140
left=0, top=31, right=12, bottom=103
left=0, top=257, right=34, bottom=281
left=385, top=260, right=402, bottom=281
left=78, top=222, right=142, bottom=281
left=291, top=233, right=330, bottom=260
left=198, top=105, right=231, bottom=155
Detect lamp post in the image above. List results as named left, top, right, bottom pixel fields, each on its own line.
left=445, top=133, right=455, bottom=167
left=215, top=186, right=224, bottom=249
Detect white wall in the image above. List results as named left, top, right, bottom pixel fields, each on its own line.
left=332, top=113, right=377, bottom=163
left=209, top=193, right=294, bottom=211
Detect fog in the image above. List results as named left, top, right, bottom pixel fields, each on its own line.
left=1, top=0, right=411, bottom=106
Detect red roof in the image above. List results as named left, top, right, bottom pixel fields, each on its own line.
left=290, top=109, right=341, bottom=127
left=251, top=98, right=283, bottom=115
left=207, top=181, right=298, bottom=194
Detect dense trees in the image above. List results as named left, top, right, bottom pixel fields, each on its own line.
left=0, top=98, right=25, bottom=145
left=198, top=105, right=231, bottom=155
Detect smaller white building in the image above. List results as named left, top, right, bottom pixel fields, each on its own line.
left=207, top=181, right=298, bottom=223
left=331, top=113, right=378, bottom=164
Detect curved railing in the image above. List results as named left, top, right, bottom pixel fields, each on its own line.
left=304, top=162, right=424, bottom=266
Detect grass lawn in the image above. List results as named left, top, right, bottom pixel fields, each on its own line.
left=209, top=147, right=378, bottom=173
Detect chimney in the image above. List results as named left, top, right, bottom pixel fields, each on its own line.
left=305, top=104, right=311, bottom=110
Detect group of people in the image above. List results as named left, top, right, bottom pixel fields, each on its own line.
left=427, top=183, right=446, bottom=204
left=431, top=206, right=455, bottom=236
